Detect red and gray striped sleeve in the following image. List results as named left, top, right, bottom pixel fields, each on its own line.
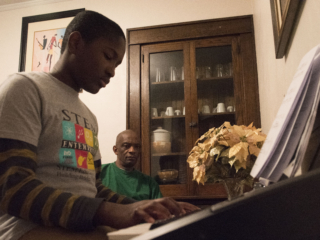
left=0, top=138, right=133, bottom=231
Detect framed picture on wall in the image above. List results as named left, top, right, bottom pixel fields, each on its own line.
left=19, top=8, right=85, bottom=72
left=270, top=0, right=302, bottom=59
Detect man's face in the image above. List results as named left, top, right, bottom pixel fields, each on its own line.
left=73, top=36, right=126, bottom=94
left=114, top=131, right=141, bottom=170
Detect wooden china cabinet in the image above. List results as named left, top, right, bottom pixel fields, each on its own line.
left=127, top=15, right=260, bottom=205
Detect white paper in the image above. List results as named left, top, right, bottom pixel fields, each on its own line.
left=251, top=45, right=320, bottom=178
left=267, top=49, right=320, bottom=181
left=261, top=70, right=311, bottom=180
left=290, top=70, right=320, bottom=177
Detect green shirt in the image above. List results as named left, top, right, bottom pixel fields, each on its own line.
left=101, top=162, right=163, bottom=201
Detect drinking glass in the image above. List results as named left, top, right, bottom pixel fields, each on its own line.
left=216, top=64, right=223, bottom=77
left=205, top=66, right=212, bottom=78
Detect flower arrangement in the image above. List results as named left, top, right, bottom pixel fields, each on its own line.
left=187, top=122, right=266, bottom=188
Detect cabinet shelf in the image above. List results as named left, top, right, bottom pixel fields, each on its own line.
left=199, top=112, right=235, bottom=117
left=151, top=80, right=184, bottom=86
left=152, top=116, right=185, bottom=120
left=152, top=152, right=186, bottom=157
left=198, top=113, right=235, bottom=123
left=197, top=76, right=233, bottom=82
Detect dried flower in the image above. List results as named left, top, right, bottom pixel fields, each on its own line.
left=187, top=122, right=266, bottom=185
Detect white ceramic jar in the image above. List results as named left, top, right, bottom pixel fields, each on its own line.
left=153, top=127, right=171, bottom=142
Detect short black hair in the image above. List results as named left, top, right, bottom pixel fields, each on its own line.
left=61, top=10, right=125, bottom=54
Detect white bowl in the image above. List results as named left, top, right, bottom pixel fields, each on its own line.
left=152, top=141, right=171, bottom=153
left=153, top=127, right=171, bottom=142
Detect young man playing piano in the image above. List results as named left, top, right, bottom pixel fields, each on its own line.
left=0, top=10, right=197, bottom=240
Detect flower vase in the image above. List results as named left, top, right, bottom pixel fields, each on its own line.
left=222, top=178, right=244, bottom=201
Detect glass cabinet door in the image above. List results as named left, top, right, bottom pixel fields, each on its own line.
left=129, top=18, right=260, bottom=200
left=194, top=42, right=236, bottom=138
left=187, top=38, right=238, bottom=197
left=142, top=38, right=239, bottom=197
left=142, top=43, right=189, bottom=193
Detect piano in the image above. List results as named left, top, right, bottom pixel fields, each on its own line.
left=132, top=168, right=320, bottom=239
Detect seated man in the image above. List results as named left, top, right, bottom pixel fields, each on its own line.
left=101, top=130, right=163, bottom=200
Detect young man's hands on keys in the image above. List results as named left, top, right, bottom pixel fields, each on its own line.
left=93, top=197, right=200, bottom=230
left=150, top=205, right=202, bottom=230
left=177, top=201, right=201, bottom=213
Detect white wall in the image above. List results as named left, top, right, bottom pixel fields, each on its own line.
left=0, top=0, right=254, bottom=163
left=3, top=0, right=318, bottom=164
left=252, top=0, right=320, bottom=133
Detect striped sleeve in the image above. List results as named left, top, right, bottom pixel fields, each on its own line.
left=94, top=159, right=136, bottom=204
left=0, top=138, right=103, bottom=231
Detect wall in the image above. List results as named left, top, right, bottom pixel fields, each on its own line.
left=252, top=0, right=319, bottom=133
left=2, top=0, right=318, bottom=164
left=0, top=0, right=254, bottom=163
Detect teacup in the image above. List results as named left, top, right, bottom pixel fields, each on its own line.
left=217, top=103, right=226, bottom=113
left=175, top=110, right=181, bottom=116
left=165, top=107, right=174, bottom=116
left=202, top=105, right=210, bottom=114
left=227, top=106, right=234, bottom=112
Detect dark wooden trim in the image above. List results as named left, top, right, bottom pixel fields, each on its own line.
left=127, top=45, right=141, bottom=132
left=19, top=8, right=85, bottom=72
left=140, top=46, right=151, bottom=175
left=232, top=37, right=244, bottom=125
left=127, top=45, right=142, bottom=170
left=270, top=0, right=302, bottom=59
left=194, top=182, right=227, bottom=198
left=160, top=184, right=189, bottom=197
left=127, top=15, right=253, bottom=46
left=185, top=41, right=195, bottom=196
left=127, top=15, right=253, bottom=32
left=240, top=33, right=261, bottom=127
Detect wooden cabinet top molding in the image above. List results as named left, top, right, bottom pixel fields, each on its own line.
left=127, top=15, right=253, bottom=45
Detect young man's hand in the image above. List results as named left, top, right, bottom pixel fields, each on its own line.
left=93, top=197, right=199, bottom=229
left=177, top=201, right=201, bottom=213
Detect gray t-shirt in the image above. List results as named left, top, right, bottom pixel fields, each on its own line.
left=0, top=72, right=102, bottom=240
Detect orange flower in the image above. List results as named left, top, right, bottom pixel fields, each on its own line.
left=187, top=121, right=266, bottom=185
left=193, top=164, right=206, bottom=185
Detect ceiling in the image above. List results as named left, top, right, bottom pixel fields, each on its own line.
left=0, top=0, right=69, bottom=11
left=0, top=0, right=33, bottom=6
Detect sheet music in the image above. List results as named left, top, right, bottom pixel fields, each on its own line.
left=261, top=70, right=311, bottom=180
left=290, top=71, right=320, bottom=177
left=265, top=50, right=320, bottom=181
left=251, top=45, right=320, bottom=179
left=299, top=107, right=320, bottom=173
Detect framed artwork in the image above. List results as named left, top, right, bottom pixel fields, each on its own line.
left=270, top=0, right=302, bottom=59
left=19, top=8, right=85, bottom=72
